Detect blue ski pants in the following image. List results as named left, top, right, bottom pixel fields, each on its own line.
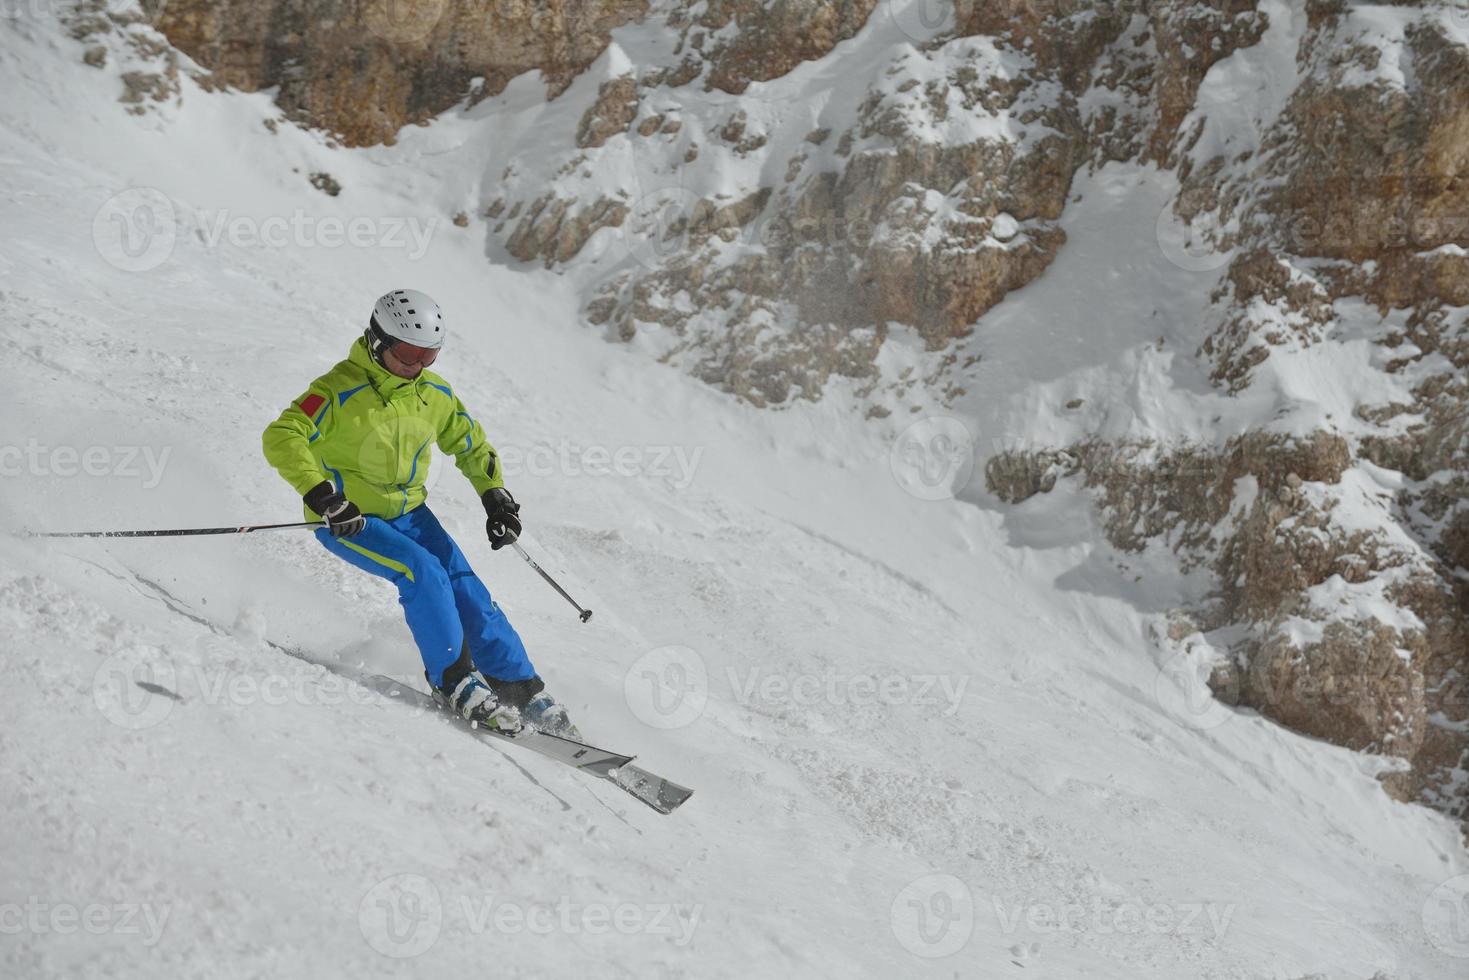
left=315, top=505, right=536, bottom=687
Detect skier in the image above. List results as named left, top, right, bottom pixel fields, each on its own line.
left=262, top=289, right=572, bottom=736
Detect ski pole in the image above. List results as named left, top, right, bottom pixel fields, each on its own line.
left=27, top=521, right=324, bottom=539
left=508, top=540, right=593, bottom=623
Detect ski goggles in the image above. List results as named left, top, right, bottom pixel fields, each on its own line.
left=385, top=340, right=439, bottom=367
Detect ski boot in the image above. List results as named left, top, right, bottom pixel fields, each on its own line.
left=433, top=672, right=523, bottom=735
left=491, top=676, right=580, bottom=740
left=523, top=692, right=580, bottom=740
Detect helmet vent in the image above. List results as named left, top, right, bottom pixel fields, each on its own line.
left=372, top=289, right=445, bottom=351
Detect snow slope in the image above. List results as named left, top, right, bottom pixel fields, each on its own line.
left=2, top=11, right=1467, bottom=979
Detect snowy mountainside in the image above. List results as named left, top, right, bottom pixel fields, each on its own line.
left=147, top=0, right=1468, bottom=830
left=1, top=8, right=1468, bottom=980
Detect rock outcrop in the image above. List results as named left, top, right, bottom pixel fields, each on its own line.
left=152, top=0, right=649, bottom=145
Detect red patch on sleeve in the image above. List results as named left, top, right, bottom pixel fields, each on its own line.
left=299, top=393, right=326, bottom=418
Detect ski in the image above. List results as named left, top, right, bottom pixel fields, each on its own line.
left=473, top=724, right=632, bottom=777
left=464, top=721, right=694, bottom=815
left=290, top=656, right=696, bottom=813
left=326, top=657, right=697, bottom=815
left=611, top=763, right=696, bottom=815
left=107, top=568, right=695, bottom=814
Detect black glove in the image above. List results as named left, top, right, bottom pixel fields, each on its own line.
left=304, top=480, right=366, bottom=538
left=482, top=487, right=521, bottom=550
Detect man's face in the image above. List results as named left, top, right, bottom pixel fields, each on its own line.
left=382, top=341, right=439, bottom=379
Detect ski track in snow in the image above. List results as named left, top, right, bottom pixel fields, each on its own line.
left=1, top=10, right=1467, bottom=980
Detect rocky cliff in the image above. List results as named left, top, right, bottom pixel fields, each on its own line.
left=150, top=0, right=649, bottom=145
left=983, top=1, right=1469, bottom=824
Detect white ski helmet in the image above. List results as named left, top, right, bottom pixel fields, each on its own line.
left=367, top=289, right=446, bottom=360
